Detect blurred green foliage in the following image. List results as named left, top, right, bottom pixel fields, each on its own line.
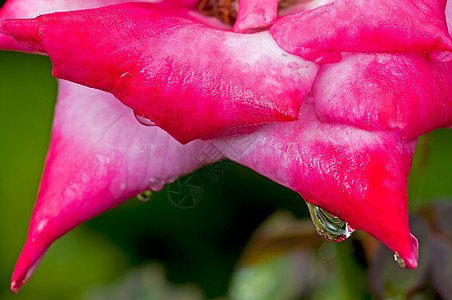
left=1, top=47, right=452, bottom=300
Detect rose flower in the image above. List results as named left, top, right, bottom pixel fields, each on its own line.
left=1, top=0, right=451, bottom=292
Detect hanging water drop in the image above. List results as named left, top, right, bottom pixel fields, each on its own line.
left=149, top=178, right=165, bottom=191
left=306, top=201, right=355, bottom=242
left=166, top=176, right=177, bottom=184
left=137, top=190, right=152, bottom=202
left=134, top=114, right=156, bottom=126
left=393, top=252, right=406, bottom=268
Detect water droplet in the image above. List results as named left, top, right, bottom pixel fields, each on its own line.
left=36, top=219, right=48, bottom=232
left=306, top=201, right=355, bottom=242
left=393, top=252, right=406, bottom=268
left=149, top=178, right=165, bottom=191
left=166, top=176, right=177, bottom=184
left=134, top=114, right=156, bottom=126
left=137, top=190, right=152, bottom=202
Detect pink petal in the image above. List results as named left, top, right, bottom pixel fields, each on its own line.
left=278, top=0, right=334, bottom=17
left=0, top=0, right=142, bottom=52
left=0, top=0, right=230, bottom=52
left=312, top=52, right=452, bottom=138
left=0, top=3, right=317, bottom=144
left=221, top=100, right=419, bottom=269
left=11, top=80, right=218, bottom=293
left=270, top=0, right=452, bottom=64
left=170, top=0, right=200, bottom=8
left=447, top=0, right=452, bottom=34
left=233, top=0, right=278, bottom=33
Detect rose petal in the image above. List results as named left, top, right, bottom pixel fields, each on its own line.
left=278, top=0, right=334, bottom=17
left=312, top=52, right=452, bottom=138
left=233, top=0, right=278, bottom=33
left=270, top=0, right=452, bottom=64
left=0, top=0, right=231, bottom=52
left=447, top=0, right=452, bottom=34
left=0, top=3, right=317, bottom=144
left=220, top=100, right=419, bottom=269
left=0, top=0, right=146, bottom=52
left=171, top=0, right=200, bottom=8
left=11, top=80, right=218, bottom=292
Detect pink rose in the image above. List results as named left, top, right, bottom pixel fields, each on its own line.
left=1, top=0, right=451, bottom=292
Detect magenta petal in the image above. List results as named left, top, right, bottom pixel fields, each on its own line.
left=11, top=80, right=218, bottom=292
left=170, top=0, right=200, bottom=8
left=0, top=0, right=229, bottom=53
left=278, top=0, right=334, bottom=17
left=221, top=101, right=418, bottom=268
left=313, top=52, right=452, bottom=138
left=233, top=0, right=278, bottom=32
left=447, top=0, right=452, bottom=33
left=270, top=0, right=452, bottom=64
left=0, top=0, right=141, bottom=52
left=0, top=3, right=317, bottom=144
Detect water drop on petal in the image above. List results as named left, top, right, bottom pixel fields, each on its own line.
left=36, top=219, right=48, bottom=233
left=149, top=178, right=165, bottom=191
left=137, top=190, right=152, bottom=202
left=306, top=201, right=355, bottom=242
left=134, top=114, right=156, bottom=126
left=393, top=252, right=407, bottom=268
left=166, top=176, right=177, bottom=184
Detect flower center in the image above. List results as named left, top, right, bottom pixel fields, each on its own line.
left=197, top=0, right=239, bottom=25
left=197, top=0, right=301, bottom=25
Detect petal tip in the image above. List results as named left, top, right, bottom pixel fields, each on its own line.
left=398, top=233, right=419, bottom=270
left=10, top=272, right=27, bottom=294
left=10, top=281, right=19, bottom=294
left=0, top=18, right=45, bottom=52
left=405, top=234, right=419, bottom=269
left=0, top=18, right=36, bottom=37
left=11, top=240, right=49, bottom=292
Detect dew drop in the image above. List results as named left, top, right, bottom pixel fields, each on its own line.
left=166, top=176, right=177, bottom=184
left=393, top=252, right=406, bottom=268
left=36, top=219, right=48, bottom=232
left=137, top=190, right=152, bottom=202
left=134, top=114, right=156, bottom=126
left=149, top=178, right=165, bottom=191
left=306, top=201, right=355, bottom=242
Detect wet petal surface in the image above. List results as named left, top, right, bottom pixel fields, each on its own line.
left=1, top=3, right=318, bottom=143
left=313, top=52, right=452, bottom=138
left=221, top=101, right=419, bottom=269
left=270, top=0, right=452, bottom=64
